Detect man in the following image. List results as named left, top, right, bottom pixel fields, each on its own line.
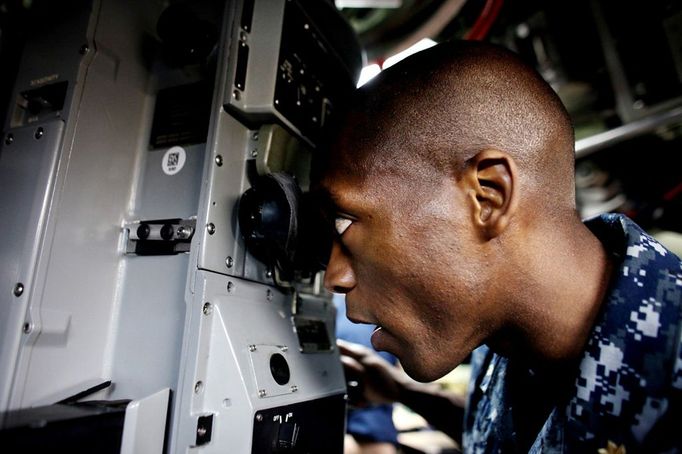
left=316, top=40, right=682, bottom=452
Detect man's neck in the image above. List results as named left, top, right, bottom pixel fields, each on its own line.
left=492, top=220, right=616, bottom=364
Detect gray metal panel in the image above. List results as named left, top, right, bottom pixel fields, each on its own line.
left=195, top=113, right=268, bottom=280
left=171, top=271, right=344, bottom=453
left=107, top=146, right=206, bottom=402
left=3, top=1, right=96, bottom=129
left=108, top=254, right=189, bottom=402
left=0, top=121, right=65, bottom=412
left=225, top=0, right=285, bottom=114
left=138, top=143, right=206, bottom=220
left=8, top=0, right=163, bottom=409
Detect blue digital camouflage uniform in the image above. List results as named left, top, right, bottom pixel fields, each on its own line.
left=463, top=213, right=682, bottom=453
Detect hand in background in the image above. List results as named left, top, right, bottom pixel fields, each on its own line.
left=338, top=339, right=409, bottom=406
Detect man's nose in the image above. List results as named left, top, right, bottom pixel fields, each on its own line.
left=323, top=241, right=357, bottom=294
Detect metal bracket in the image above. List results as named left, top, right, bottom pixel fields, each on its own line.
left=123, top=217, right=196, bottom=255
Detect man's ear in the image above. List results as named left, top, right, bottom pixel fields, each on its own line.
left=463, top=149, right=518, bottom=240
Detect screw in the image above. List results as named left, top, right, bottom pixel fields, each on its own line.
left=215, top=155, right=223, bottom=166
left=280, top=345, right=288, bottom=352
left=265, top=270, right=273, bottom=278
left=13, top=283, right=24, bottom=297
left=34, top=127, right=44, bottom=139
left=252, top=132, right=259, bottom=140
left=266, top=289, right=273, bottom=301
left=290, top=385, right=298, bottom=393
left=23, top=322, right=32, bottom=334
left=233, top=90, right=241, bottom=101
left=5, top=134, right=14, bottom=145
left=249, top=344, right=257, bottom=352
left=206, top=223, right=215, bottom=235
left=258, top=389, right=267, bottom=398
left=225, top=256, right=233, bottom=268
left=177, top=225, right=192, bottom=239
left=256, top=414, right=263, bottom=422
left=79, top=44, right=89, bottom=55
left=251, top=149, right=258, bottom=157
left=197, top=426, right=207, bottom=437
left=227, top=281, right=234, bottom=292
left=202, top=302, right=212, bottom=315
left=194, top=381, right=203, bottom=394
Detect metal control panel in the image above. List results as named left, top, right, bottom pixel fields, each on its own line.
left=0, top=0, right=361, bottom=452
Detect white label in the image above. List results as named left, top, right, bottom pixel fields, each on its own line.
left=162, top=146, right=186, bottom=175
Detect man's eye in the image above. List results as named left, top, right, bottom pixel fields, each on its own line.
left=335, top=217, right=352, bottom=236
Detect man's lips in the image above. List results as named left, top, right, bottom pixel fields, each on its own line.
left=346, top=315, right=375, bottom=325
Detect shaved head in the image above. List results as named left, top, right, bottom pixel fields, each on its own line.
left=319, top=41, right=616, bottom=382
left=325, top=40, right=575, bottom=215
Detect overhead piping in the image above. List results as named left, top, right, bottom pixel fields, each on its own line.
left=464, top=0, right=504, bottom=40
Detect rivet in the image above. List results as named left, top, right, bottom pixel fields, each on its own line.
left=5, top=133, right=14, bottom=145
left=256, top=413, right=263, bottom=422
left=206, top=223, right=215, bottom=235
left=34, top=127, right=44, bottom=139
left=252, top=132, right=259, bottom=140
left=251, top=149, right=258, bottom=157
left=225, top=256, right=233, bottom=268
left=202, top=302, right=212, bottom=315
left=197, top=426, right=207, bottom=437
left=194, top=381, right=203, bottom=394
left=249, top=344, right=257, bottom=352
left=265, top=270, right=273, bottom=278
left=280, top=345, right=288, bottom=352
left=258, top=389, right=267, bottom=398
left=13, top=283, right=24, bottom=297
left=215, top=155, right=223, bottom=166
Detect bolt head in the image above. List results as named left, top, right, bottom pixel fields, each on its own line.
left=194, top=381, right=203, bottom=394
left=206, top=223, right=216, bottom=235
left=34, top=127, right=44, bottom=139
left=225, top=256, right=234, bottom=268
left=215, top=155, right=223, bottom=166
left=13, top=283, right=24, bottom=297
left=256, top=414, right=263, bottom=422
left=258, top=389, right=266, bottom=398
left=202, top=302, right=212, bottom=315
left=5, top=134, right=14, bottom=145
left=79, top=44, right=89, bottom=54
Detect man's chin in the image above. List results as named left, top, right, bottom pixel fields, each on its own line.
left=400, top=358, right=448, bottom=383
